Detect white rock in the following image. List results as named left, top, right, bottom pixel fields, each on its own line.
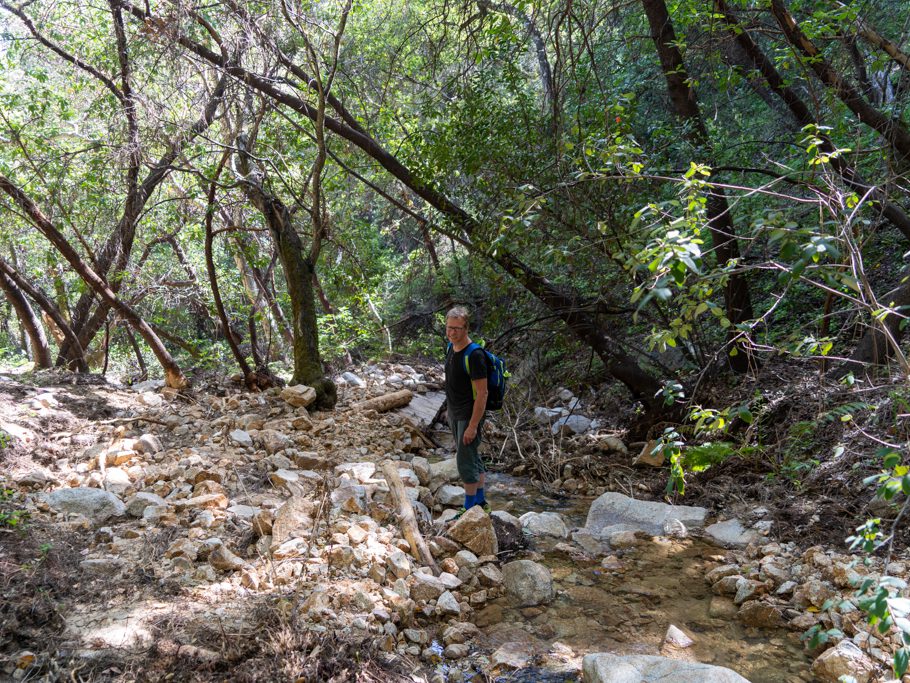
left=502, top=560, right=554, bottom=606
left=583, top=653, right=750, bottom=682
left=519, top=511, right=568, bottom=538
left=229, top=430, right=253, bottom=447
left=585, top=491, right=707, bottom=538
left=44, top=487, right=126, bottom=525
left=811, top=640, right=875, bottom=683
left=705, top=519, right=764, bottom=548
left=280, top=384, right=317, bottom=408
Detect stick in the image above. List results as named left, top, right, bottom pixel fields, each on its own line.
left=352, top=389, right=413, bottom=413
left=380, top=460, right=439, bottom=576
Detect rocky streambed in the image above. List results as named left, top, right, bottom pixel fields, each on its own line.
left=0, top=365, right=906, bottom=682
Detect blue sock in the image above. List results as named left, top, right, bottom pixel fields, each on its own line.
left=476, top=488, right=486, bottom=505
left=464, top=493, right=476, bottom=509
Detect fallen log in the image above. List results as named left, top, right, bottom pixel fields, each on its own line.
left=380, top=460, right=439, bottom=576
left=353, top=389, right=413, bottom=413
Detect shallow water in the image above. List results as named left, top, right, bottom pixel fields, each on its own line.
left=478, top=472, right=812, bottom=683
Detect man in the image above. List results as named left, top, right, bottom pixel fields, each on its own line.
left=444, top=306, right=490, bottom=514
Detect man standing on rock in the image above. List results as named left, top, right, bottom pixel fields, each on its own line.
left=444, top=306, right=491, bottom=514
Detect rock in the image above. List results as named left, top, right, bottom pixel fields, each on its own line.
left=251, top=510, right=273, bottom=536
left=340, top=371, right=366, bottom=387
left=811, top=640, right=875, bottom=683
left=410, top=572, right=446, bottom=602
left=271, top=496, right=313, bottom=543
left=534, top=406, right=563, bottom=424
left=44, top=487, right=125, bottom=525
left=663, top=624, right=694, bottom=648
left=705, top=519, right=764, bottom=548
left=135, top=434, right=163, bottom=454
left=477, top=564, right=503, bottom=587
left=551, top=414, right=592, bottom=435
left=125, top=491, right=167, bottom=517
left=582, top=653, right=750, bottom=682
left=447, top=506, right=498, bottom=556
left=737, top=601, right=784, bottom=628
left=428, top=458, right=459, bottom=491
left=585, top=492, right=707, bottom=538
left=436, top=590, right=461, bottom=616
left=705, top=564, right=740, bottom=584
left=491, top=510, right=523, bottom=553
left=502, top=560, right=554, bottom=606
left=632, top=440, right=664, bottom=467
left=437, top=484, right=466, bottom=506
left=173, top=494, right=228, bottom=512
left=335, top=462, right=376, bottom=482
left=259, top=430, right=293, bottom=454
left=280, top=384, right=317, bottom=408
left=387, top=550, right=411, bottom=579
left=15, top=470, right=58, bottom=488
left=411, top=456, right=430, bottom=485
left=492, top=641, right=534, bottom=669
left=519, top=511, right=568, bottom=539
left=270, top=469, right=301, bottom=488
left=444, top=643, right=470, bottom=659
left=132, top=379, right=165, bottom=392
left=228, top=430, right=253, bottom=447
left=209, top=545, right=246, bottom=572
left=103, top=468, right=132, bottom=495
left=708, top=596, right=738, bottom=619
left=733, top=578, right=767, bottom=605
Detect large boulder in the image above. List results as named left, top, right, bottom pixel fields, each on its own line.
left=582, top=653, right=749, bottom=683
left=585, top=492, right=707, bottom=538
left=428, top=458, right=460, bottom=492
left=44, top=487, right=126, bottom=525
left=502, top=559, right=554, bottom=606
left=447, top=506, right=498, bottom=556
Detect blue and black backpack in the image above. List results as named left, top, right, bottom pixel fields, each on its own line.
left=449, top=341, right=509, bottom=411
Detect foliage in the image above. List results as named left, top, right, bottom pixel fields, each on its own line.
left=0, top=486, right=29, bottom=529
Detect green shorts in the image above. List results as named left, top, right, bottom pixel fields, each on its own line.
left=449, top=414, right=485, bottom=484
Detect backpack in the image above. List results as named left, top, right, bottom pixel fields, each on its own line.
left=449, top=341, right=509, bottom=411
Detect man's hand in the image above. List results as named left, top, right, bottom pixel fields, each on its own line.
left=463, top=424, right=478, bottom=444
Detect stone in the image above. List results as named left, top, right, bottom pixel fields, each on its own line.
left=125, top=492, right=167, bottom=517
left=103, top=468, right=132, bottom=495
left=811, top=640, right=875, bottom=683
left=733, top=578, right=767, bottom=605
left=15, top=470, right=58, bottom=488
left=551, top=414, right=592, bottom=435
left=428, top=458, right=460, bottom=491
left=228, top=430, right=253, bottom=447
left=737, top=601, right=784, bottom=628
left=410, top=572, right=446, bottom=602
left=173, top=494, right=228, bottom=512
left=663, top=624, right=694, bottom=648
left=478, top=564, right=504, bottom=587
left=582, top=653, right=750, bottom=683
left=708, top=596, right=738, bottom=619
left=387, top=550, right=412, bottom=579
left=502, top=560, right=554, bottom=606
left=705, top=519, right=764, bottom=548
left=270, top=469, right=301, bottom=488
left=491, top=510, right=524, bottom=553
left=632, top=440, right=664, bottom=467
left=519, top=511, right=568, bottom=538
left=437, top=484, right=466, bottom=506
left=135, top=434, right=163, bottom=454
left=444, top=643, right=470, bottom=659
left=491, top=641, right=534, bottom=669
left=280, top=384, right=317, bottom=408
left=251, top=510, right=273, bottom=537
left=44, top=487, right=126, bottom=525
left=585, top=492, right=707, bottom=538
left=340, top=371, right=365, bottom=387
left=447, top=506, right=498, bottom=556
left=411, top=456, right=430, bottom=486
left=436, top=590, right=461, bottom=616
left=209, top=545, right=246, bottom=572
left=271, top=496, right=313, bottom=544
left=259, top=430, right=293, bottom=454
left=534, top=406, right=563, bottom=424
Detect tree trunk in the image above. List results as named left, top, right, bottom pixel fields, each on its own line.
left=0, top=268, right=52, bottom=368
left=234, top=137, right=336, bottom=408
left=642, top=0, right=755, bottom=372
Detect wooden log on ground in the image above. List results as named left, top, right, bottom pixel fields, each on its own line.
left=353, top=389, right=413, bottom=413
left=380, top=460, right=439, bottom=576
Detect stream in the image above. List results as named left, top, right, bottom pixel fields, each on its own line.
left=464, top=472, right=813, bottom=682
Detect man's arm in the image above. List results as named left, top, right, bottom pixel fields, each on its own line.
left=464, top=377, right=488, bottom=444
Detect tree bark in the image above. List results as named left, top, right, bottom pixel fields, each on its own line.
left=0, top=175, right=187, bottom=388
left=353, top=389, right=414, bottom=413
left=0, top=268, right=52, bottom=368
left=642, top=0, right=755, bottom=372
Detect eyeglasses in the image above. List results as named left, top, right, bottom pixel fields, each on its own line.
left=446, top=325, right=465, bottom=331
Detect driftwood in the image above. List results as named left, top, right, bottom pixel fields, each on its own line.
left=380, top=460, right=439, bottom=576
left=353, top=389, right=413, bottom=413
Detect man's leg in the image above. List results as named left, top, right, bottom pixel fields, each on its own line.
left=455, top=418, right=486, bottom=509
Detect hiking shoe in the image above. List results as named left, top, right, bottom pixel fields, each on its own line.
left=452, top=506, right=468, bottom=520
left=480, top=501, right=492, bottom=513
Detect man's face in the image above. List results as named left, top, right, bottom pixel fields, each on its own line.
left=445, top=317, right=468, bottom=344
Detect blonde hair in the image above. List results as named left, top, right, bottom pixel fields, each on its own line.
left=445, top=306, right=470, bottom=329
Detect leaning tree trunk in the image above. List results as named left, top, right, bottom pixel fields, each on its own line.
left=642, top=0, right=755, bottom=372
left=0, top=175, right=187, bottom=388
left=0, top=268, right=52, bottom=368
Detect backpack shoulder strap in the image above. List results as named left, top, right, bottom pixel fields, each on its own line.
left=462, top=342, right=481, bottom=373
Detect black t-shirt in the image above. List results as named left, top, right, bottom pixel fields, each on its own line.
left=445, top=344, right=489, bottom=421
